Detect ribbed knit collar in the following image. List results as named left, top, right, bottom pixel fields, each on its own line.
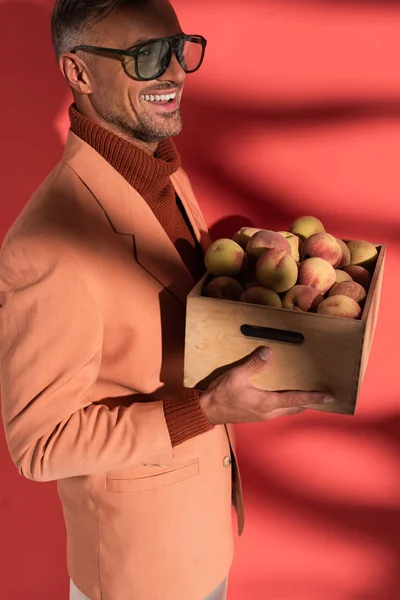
left=69, top=104, right=181, bottom=202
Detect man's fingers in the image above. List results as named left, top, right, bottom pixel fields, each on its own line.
left=268, top=407, right=307, bottom=420
left=266, top=390, right=335, bottom=411
left=238, top=346, right=271, bottom=376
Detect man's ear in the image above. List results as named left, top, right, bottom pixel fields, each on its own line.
left=59, top=53, right=93, bottom=95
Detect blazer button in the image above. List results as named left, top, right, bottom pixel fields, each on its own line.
left=223, top=456, right=232, bottom=468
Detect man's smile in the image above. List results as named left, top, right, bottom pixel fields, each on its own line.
left=140, top=89, right=180, bottom=112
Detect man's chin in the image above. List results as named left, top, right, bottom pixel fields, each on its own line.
left=124, top=110, right=183, bottom=143
left=153, top=115, right=183, bottom=139
left=163, top=123, right=183, bottom=138
left=133, top=126, right=182, bottom=144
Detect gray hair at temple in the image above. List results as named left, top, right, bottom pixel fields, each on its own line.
left=51, top=0, right=148, bottom=58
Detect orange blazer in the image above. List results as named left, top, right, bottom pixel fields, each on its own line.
left=0, top=132, right=244, bottom=600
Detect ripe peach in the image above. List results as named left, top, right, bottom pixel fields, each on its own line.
left=336, top=239, right=351, bottom=268
left=203, top=277, right=244, bottom=301
left=282, top=285, right=324, bottom=312
left=335, top=269, right=353, bottom=284
left=328, top=281, right=367, bottom=304
left=256, top=248, right=298, bottom=293
left=239, top=287, right=282, bottom=308
left=204, top=238, right=245, bottom=278
left=233, top=227, right=261, bottom=248
left=317, top=295, right=362, bottom=319
left=278, top=231, right=302, bottom=262
left=347, top=240, right=378, bottom=269
left=288, top=215, right=325, bottom=241
left=298, top=257, right=336, bottom=294
left=302, top=232, right=342, bottom=267
left=343, top=265, right=372, bottom=291
left=246, top=229, right=291, bottom=263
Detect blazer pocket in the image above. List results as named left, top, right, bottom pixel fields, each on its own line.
left=106, top=459, right=199, bottom=492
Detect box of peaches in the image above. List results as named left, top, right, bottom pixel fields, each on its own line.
left=183, top=216, right=386, bottom=415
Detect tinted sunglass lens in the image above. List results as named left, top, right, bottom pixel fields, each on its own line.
left=178, top=40, right=204, bottom=72
left=136, top=40, right=169, bottom=79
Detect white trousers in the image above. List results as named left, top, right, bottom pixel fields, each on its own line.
left=69, top=577, right=229, bottom=600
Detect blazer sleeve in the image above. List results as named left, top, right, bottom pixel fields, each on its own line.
left=0, top=234, right=174, bottom=482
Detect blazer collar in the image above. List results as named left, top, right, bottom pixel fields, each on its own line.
left=63, top=131, right=210, bottom=305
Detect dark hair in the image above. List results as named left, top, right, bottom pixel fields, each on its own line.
left=51, top=0, right=146, bottom=58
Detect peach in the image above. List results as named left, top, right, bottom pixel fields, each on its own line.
left=317, top=295, right=362, bottom=319
left=288, top=215, right=325, bottom=241
left=278, top=231, right=302, bottom=262
left=328, top=281, right=367, bottom=304
left=336, top=239, right=351, bottom=268
left=246, top=229, right=291, bottom=263
left=282, top=285, right=324, bottom=312
left=239, top=286, right=282, bottom=308
left=232, top=231, right=241, bottom=245
left=343, top=265, right=372, bottom=291
left=256, top=248, right=298, bottom=293
left=233, top=227, right=261, bottom=248
left=302, top=232, right=342, bottom=267
left=335, top=269, right=353, bottom=284
left=298, top=257, right=336, bottom=294
left=204, top=238, right=245, bottom=278
left=347, top=240, right=378, bottom=269
left=203, top=277, right=244, bottom=301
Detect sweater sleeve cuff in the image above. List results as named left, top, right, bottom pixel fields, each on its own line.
left=163, top=392, right=215, bottom=448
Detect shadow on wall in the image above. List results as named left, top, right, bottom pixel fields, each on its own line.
left=0, top=1, right=67, bottom=239
left=235, top=411, right=400, bottom=598
left=208, top=215, right=254, bottom=241
left=177, top=95, right=400, bottom=240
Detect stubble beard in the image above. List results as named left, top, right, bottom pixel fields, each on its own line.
left=105, top=107, right=183, bottom=144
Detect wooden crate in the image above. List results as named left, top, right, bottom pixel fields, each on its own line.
left=184, top=245, right=386, bottom=415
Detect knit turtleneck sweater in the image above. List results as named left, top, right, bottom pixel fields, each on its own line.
left=69, top=105, right=213, bottom=447
left=69, top=105, right=205, bottom=283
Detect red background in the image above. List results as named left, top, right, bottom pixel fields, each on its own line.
left=1, top=0, right=400, bottom=598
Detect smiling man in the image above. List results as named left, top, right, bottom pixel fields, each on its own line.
left=0, top=1, right=333, bottom=599
left=59, top=1, right=194, bottom=149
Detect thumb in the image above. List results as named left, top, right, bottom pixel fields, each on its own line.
left=240, top=346, right=271, bottom=375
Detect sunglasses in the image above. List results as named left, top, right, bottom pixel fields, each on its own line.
left=71, top=34, right=207, bottom=81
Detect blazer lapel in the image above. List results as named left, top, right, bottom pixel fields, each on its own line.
left=63, top=132, right=197, bottom=306
left=171, top=170, right=212, bottom=254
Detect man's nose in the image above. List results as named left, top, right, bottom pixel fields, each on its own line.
left=158, top=53, right=187, bottom=84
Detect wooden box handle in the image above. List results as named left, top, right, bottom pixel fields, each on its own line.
left=240, top=324, right=305, bottom=346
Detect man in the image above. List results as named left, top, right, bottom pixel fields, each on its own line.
left=0, top=1, right=333, bottom=599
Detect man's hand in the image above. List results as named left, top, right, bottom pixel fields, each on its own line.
left=199, top=347, right=334, bottom=425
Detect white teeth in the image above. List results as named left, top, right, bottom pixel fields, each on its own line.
left=141, top=92, right=177, bottom=102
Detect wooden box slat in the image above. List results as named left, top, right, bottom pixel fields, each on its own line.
left=184, top=245, right=386, bottom=415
